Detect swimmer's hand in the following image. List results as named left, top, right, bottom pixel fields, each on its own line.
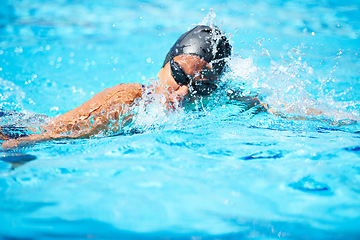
left=1, top=134, right=50, bottom=149
left=228, top=92, right=266, bottom=113
left=1, top=139, right=19, bottom=149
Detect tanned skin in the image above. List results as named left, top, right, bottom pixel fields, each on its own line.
left=1, top=55, right=225, bottom=148
left=2, top=53, right=355, bottom=149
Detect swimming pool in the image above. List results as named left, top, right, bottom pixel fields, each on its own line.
left=1, top=0, right=360, bottom=239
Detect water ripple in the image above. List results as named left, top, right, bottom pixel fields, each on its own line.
left=289, top=176, right=332, bottom=194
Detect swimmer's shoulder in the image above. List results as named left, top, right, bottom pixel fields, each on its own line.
left=96, top=83, right=146, bottom=106
left=106, top=82, right=144, bottom=93
left=93, top=83, right=144, bottom=100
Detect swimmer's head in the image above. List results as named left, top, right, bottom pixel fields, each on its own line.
left=161, top=25, right=231, bottom=96
left=163, top=25, right=231, bottom=75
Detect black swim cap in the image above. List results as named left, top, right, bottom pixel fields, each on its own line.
left=163, top=25, right=231, bottom=75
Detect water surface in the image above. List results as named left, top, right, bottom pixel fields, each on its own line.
left=1, top=0, right=360, bottom=239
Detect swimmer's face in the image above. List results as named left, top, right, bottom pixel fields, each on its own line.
left=171, top=54, right=219, bottom=96
left=157, top=54, right=219, bottom=96
left=156, top=54, right=220, bottom=110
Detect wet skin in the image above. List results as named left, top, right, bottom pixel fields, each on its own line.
left=1, top=54, right=232, bottom=149
left=2, top=53, right=351, bottom=149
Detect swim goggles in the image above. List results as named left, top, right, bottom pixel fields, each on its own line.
left=170, top=58, right=218, bottom=96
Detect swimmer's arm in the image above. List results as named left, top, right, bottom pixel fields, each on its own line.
left=227, top=89, right=343, bottom=118
left=228, top=93, right=267, bottom=112
left=1, top=83, right=144, bottom=149
left=1, top=134, right=50, bottom=149
left=262, top=101, right=360, bottom=125
left=45, top=83, right=143, bottom=136
left=228, top=93, right=343, bottom=121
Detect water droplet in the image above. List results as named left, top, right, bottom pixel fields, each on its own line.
left=50, top=106, right=59, bottom=111
left=14, top=47, right=23, bottom=53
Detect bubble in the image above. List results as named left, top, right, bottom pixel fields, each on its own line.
left=45, top=45, right=50, bottom=50
left=306, top=67, right=314, bottom=74
left=146, top=58, right=151, bottom=63
left=14, top=47, right=23, bottom=53
left=50, top=106, right=59, bottom=112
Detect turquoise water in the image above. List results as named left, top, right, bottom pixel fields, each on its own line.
left=1, top=0, right=360, bottom=239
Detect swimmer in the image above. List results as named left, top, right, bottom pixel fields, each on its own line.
left=1, top=25, right=237, bottom=149
left=2, top=25, right=358, bottom=149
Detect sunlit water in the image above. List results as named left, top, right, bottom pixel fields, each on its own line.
left=1, top=0, right=360, bottom=239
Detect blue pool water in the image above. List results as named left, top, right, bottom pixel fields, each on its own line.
left=1, top=0, right=360, bottom=239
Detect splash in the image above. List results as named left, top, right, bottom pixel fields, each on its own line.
left=130, top=85, right=170, bottom=132
left=221, top=43, right=360, bottom=124
left=121, top=83, right=187, bottom=134
left=0, top=78, right=25, bottom=111
left=200, top=9, right=217, bottom=28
